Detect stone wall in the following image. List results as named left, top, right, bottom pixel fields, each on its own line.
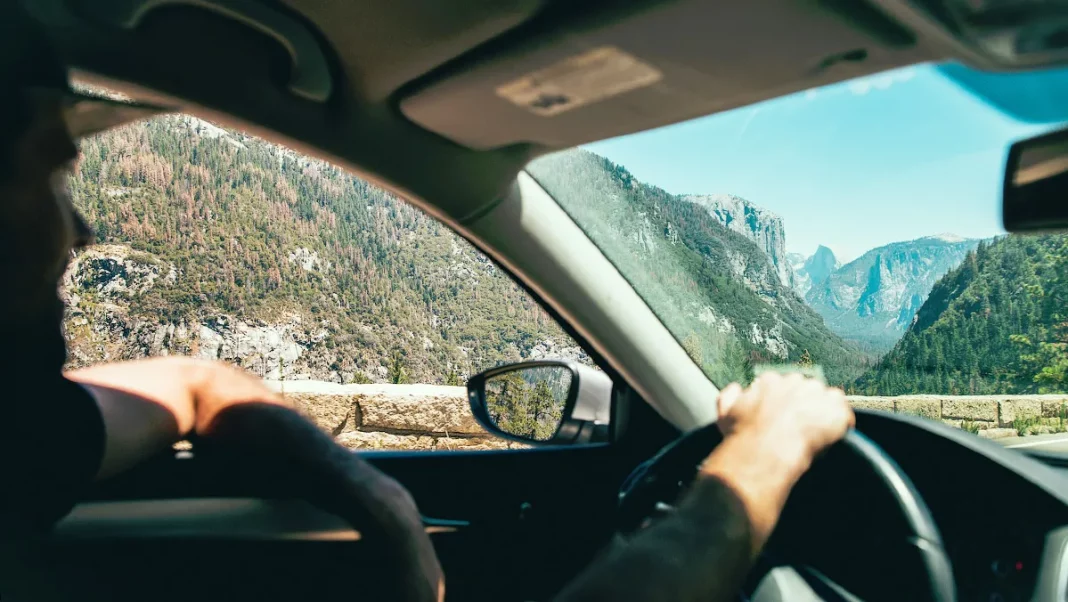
left=849, top=394, right=1068, bottom=438
left=269, top=381, right=524, bottom=451
left=271, top=381, right=1068, bottom=449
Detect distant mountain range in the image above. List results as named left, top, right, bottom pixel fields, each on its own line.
left=529, top=148, right=983, bottom=360
left=527, top=150, right=865, bottom=386
left=525, top=148, right=989, bottom=359
left=647, top=187, right=982, bottom=354
left=797, top=235, right=982, bottom=351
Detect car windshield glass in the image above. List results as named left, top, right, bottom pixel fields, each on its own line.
left=527, top=61, right=1068, bottom=449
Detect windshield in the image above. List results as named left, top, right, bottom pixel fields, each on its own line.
left=527, top=61, right=1068, bottom=449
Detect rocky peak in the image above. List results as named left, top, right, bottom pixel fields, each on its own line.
left=789, top=245, right=839, bottom=296
left=681, top=193, right=792, bottom=287
left=804, top=235, right=980, bottom=349
left=804, top=245, right=839, bottom=287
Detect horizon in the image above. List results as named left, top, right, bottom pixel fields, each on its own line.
left=582, top=61, right=1068, bottom=263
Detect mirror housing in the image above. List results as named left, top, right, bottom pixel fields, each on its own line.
left=874, top=0, right=1068, bottom=70
left=1003, top=125, right=1068, bottom=233
left=467, top=360, right=612, bottom=446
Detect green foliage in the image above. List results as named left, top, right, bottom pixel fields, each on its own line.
left=854, top=234, right=1068, bottom=395
left=444, top=368, right=463, bottom=387
left=485, top=370, right=565, bottom=441
left=349, top=372, right=374, bottom=385
left=389, top=351, right=410, bottom=385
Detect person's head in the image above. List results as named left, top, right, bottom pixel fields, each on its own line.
left=1, top=2, right=165, bottom=360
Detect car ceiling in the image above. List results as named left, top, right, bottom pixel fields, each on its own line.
left=28, top=0, right=962, bottom=222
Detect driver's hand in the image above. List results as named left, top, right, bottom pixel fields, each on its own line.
left=714, top=372, right=854, bottom=471
left=696, top=373, right=854, bottom=557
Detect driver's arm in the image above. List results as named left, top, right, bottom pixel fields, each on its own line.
left=551, top=373, right=854, bottom=602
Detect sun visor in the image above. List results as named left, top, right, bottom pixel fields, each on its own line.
left=399, top=0, right=934, bottom=151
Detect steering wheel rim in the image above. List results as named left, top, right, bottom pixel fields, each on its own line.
left=617, top=425, right=957, bottom=602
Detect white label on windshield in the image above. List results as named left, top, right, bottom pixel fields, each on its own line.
left=495, top=46, right=662, bottom=117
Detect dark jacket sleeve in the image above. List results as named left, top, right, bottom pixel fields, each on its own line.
left=0, top=376, right=105, bottom=533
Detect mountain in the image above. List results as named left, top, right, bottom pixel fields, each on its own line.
left=805, top=235, right=981, bottom=351
left=854, top=234, right=1068, bottom=395
left=790, top=245, right=839, bottom=296
left=681, top=193, right=793, bottom=287
left=526, top=149, right=865, bottom=386
left=62, top=115, right=586, bottom=385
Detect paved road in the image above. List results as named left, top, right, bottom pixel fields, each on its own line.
left=992, top=432, right=1068, bottom=452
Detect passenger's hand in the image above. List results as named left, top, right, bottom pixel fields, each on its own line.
left=188, top=359, right=292, bottom=435
left=74, top=357, right=445, bottom=602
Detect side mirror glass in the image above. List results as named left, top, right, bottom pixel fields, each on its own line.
left=1003, top=126, right=1068, bottom=233
left=467, top=360, right=612, bottom=445
left=484, top=365, right=572, bottom=441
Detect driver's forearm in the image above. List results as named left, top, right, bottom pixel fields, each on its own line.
left=698, top=431, right=809, bottom=557
left=552, top=434, right=807, bottom=602
left=551, top=475, right=755, bottom=602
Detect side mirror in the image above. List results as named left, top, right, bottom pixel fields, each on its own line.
left=467, top=360, right=612, bottom=446
left=1003, top=125, right=1068, bottom=233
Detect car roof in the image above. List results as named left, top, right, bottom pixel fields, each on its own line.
left=27, top=0, right=973, bottom=223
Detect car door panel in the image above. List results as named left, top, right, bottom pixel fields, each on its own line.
left=39, top=444, right=629, bottom=602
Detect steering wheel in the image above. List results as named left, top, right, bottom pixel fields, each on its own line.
left=617, top=424, right=957, bottom=602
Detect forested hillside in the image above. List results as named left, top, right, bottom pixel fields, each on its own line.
left=63, top=116, right=582, bottom=384
left=527, top=150, right=866, bottom=386
left=854, top=234, right=1068, bottom=395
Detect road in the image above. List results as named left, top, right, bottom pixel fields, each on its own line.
left=992, top=432, right=1068, bottom=452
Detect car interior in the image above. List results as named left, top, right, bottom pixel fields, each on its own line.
left=10, top=0, right=1068, bottom=600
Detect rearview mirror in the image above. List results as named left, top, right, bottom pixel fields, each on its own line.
left=1003, top=126, right=1068, bottom=232
left=467, top=360, right=612, bottom=446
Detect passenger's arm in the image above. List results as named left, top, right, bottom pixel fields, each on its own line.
left=67, top=358, right=205, bottom=478
left=552, top=374, right=853, bottom=602
left=67, top=357, right=444, bottom=602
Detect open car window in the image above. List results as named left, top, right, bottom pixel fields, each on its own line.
left=527, top=60, right=1068, bottom=449
left=66, top=112, right=588, bottom=451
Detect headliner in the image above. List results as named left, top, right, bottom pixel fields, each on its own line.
left=25, top=0, right=989, bottom=220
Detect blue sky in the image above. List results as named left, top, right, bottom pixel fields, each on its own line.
left=584, top=62, right=1068, bottom=263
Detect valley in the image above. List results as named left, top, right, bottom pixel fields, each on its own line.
left=798, top=235, right=982, bottom=351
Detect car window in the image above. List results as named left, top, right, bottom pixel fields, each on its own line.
left=527, top=61, right=1068, bottom=451
left=65, top=112, right=587, bottom=451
